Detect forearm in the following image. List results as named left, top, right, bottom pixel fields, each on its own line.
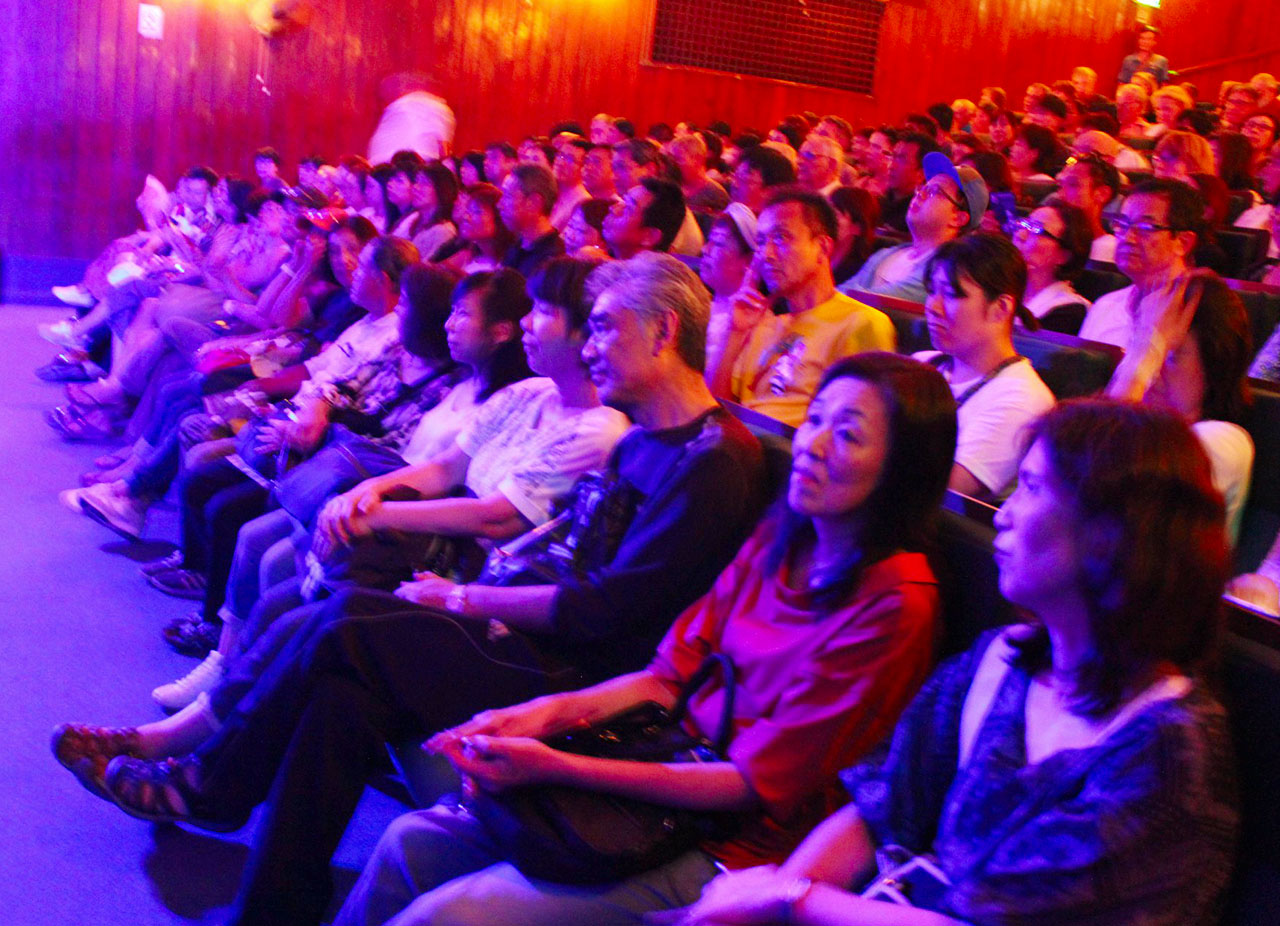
left=704, top=324, right=750, bottom=399
left=538, top=671, right=675, bottom=731
left=549, top=753, right=754, bottom=812
left=368, top=493, right=527, bottom=541
left=790, top=886, right=963, bottom=926
left=461, top=584, right=560, bottom=632
left=780, top=805, right=878, bottom=888
left=1106, top=329, right=1168, bottom=402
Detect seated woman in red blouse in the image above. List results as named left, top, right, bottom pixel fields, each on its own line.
left=333, top=351, right=958, bottom=926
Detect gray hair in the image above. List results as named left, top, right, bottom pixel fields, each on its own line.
left=586, top=252, right=710, bottom=372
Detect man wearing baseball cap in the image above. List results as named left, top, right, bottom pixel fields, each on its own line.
left=840, top=151, right=988, bottom=303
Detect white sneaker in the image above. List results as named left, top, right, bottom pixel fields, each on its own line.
left=38, top=318, right=87, bottom=350
left=51, top=285, right=94, bottom=308
left=152, top=651, right=225, bottom=711
left=78, top=481, right=147, bottom=542
left=58, top=487, right=88, bottom=513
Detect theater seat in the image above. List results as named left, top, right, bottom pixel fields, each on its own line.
left=1235, top=380, right=1280, bottom=572
left=1076, top=264, right=1131, bottom=302
left=1218, top=228, right=1271, bottom=281
left=1226, top=281, right=1280, bottom=362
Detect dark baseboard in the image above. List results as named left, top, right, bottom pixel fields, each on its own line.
left=1, top=253, right=90, bottom=306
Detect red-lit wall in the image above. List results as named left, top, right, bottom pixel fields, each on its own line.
left=4, top=0, right=1278, bottom=260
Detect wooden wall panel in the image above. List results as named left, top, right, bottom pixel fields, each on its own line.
left=1, top=0, right=1273, bottom=261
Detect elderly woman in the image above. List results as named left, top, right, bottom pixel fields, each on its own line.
left=1146, top=85, right=1194, bottom=139
left=333, top=352, right=958, bottom=926
left=1011, top=199, right=1093, bottom=334
left=670, top=398, right=1238, bottom=926
left=1153, top=130, right=1216, bottom=184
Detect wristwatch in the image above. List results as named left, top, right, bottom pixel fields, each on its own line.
left=779, top=877, right=813, bottom=924
left=445, top=584, right=469, bottom=616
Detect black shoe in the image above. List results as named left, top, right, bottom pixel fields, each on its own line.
left=36, top=355, right=94, bottom=383
left=162, top=614, right=221, bottom=658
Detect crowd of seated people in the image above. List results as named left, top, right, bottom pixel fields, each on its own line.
left=37, top=54, right=1280, bottom=924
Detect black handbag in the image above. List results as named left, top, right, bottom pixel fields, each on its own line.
left=467, top=654, right=739, bottom=884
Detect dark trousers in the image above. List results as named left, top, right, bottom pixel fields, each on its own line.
left=191, top=589, right=570, bottom=926
left=178, top=457, right=268, bottom=618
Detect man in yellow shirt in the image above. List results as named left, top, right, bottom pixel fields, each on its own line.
left=706, top=189, right=895, bottom=427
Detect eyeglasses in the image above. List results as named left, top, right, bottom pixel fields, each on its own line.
left=914, top=183, right=966, bottom=211
left=1011, top=218, right=1063, bottom=243
left=1111, top=216, right=1178, bottom=237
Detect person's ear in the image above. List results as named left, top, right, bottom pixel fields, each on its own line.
left=640, top=226, right=662, bottom=250
left=988, top=292, right=1017, bottom=326
left=651, top=309, right=678, bottom=355
left=1173, top=229, right=1197, bottom=260
left=489, top=319, right=518, bottom=344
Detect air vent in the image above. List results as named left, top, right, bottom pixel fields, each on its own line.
left=649, top=0, right=884, bottom=94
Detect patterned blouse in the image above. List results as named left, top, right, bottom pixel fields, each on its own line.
left=843, top=630, right=1239, bottom=926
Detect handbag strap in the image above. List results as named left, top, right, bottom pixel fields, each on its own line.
left=668, top=653, right=736, bottom=756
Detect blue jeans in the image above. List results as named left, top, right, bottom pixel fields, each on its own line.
left=221, top=510, right=299, bottom=629
left=334, top=803, right=719, bottom=926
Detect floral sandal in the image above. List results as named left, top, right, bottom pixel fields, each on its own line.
left=104, top=756, right=245, bottom=833
left=50, top=723, right=143, bottom=801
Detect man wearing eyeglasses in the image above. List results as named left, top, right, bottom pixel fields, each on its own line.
left=841, top=152, right=988, bottom=304
left=1079, top=179, right=1206, bottom=350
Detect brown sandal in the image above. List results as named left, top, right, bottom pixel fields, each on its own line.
left=51, top=723, right=143, bottom=800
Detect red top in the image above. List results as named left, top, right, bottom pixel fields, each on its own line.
left=648, top=518, right=941, bottom=868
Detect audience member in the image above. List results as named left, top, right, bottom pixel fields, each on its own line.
left=917, top=233, right=1055, bottom=499
left=1081, top=178, right=1204, bottom=350
left=843, top=153, right=988, bottom=303
left=707, top=190, right=894, bottom=427
left=828, top=186, right=880, bottom=285
left=730, top=143, right=796, bottom=215
left=796, top=134, right=843, bottom=198
left=1055, top=154, right=1121, bottom=261
left=602, top=176, right=685, bottom=259
left=880, top=132, right=939, bottom=234
left=548, top=139, right=591, bottom=231
left=1119, top=24, right=1170, bottom=86
left=668, top=133, right=729, bottom=215
left=1013, top=199, right=1094, bottom=334
left=498, top=163, right=565, bottom=278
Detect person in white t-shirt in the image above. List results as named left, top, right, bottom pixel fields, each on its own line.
left=1105, top=271, right=1255, bottom=545
left=367, top=73, right=455, bottom=164
left=916, top=233, right=1055, bottom=500
left=1233, top=142, right=1280, bottom=262
left=1080, top=178, right=1204, bottom=350
left=320, top=257, right=630, bottom=548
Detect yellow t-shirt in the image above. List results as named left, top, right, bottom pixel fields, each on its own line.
left=731, top=292, right=896, bottom=427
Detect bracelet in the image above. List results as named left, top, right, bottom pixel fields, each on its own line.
left=779, top=877, right=812, bottom=925
left=445, top=584, right=469, bottom=616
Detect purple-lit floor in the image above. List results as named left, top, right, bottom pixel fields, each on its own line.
left=0, top=306, right=400, bottom=924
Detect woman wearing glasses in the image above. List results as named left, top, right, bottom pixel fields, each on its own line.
left=1011, top=199, right=1095, bottom=335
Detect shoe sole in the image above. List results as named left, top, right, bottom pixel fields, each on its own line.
left=79, top=498, right=142, bottom=543
left=107, top=792, right=246, bottom=833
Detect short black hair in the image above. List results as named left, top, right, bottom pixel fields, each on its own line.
left=529, top=255, right=605, bottom=333
left=1176, top=108, right=1217, bottom=137
left=708, top=120, right=732, bottom=137
left=510, top=163, right=557, bottom=216
left=1129, top=177, right=1206, bottom=239
left=772, top=123, right=804, bottom=150
left=484, top=141, right=517, bottom=159
left=926, top=103, right=954, bottom=132
left=1034, top=93, right=1069, bottom=121
left=185, top=165, right=218, bottom=187
left=614, top=118, right=636, bottom=139
left=925, top=232, right=1028, bottom=326
left=762, top=187, right=839, bottom=240
left=647, top=122, right=674, bottom=144
left=1079, top=112, right=1121, bottom=136
left=1018, top=123, right=1062, bottom=174
left=1066, top=153, right=1121, bottom=199
left=254, top=146, right=282, bottom=165
left=637, top=177, right=687, bottom=252
left=896, top=131, right=942, bottom=167
left=299, top=155, right=327, bottom=169
left=737, top=144, right=797, bottom=186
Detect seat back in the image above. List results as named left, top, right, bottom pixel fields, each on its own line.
left=1217, top=228, right=1271, bottom=280
left=1227, top=280, right=1280, bottom=361
left=1236, top=380, right=1280, bottom=570
left=1076, top=265, right=1132, bottom=302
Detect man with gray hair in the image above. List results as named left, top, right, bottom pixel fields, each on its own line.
left=88, top=252, right=768, bottom=926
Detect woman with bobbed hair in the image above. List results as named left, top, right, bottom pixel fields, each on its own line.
left=332, top=352, right=958, bottom=926
left=1213, top=131, right=1258, bottom=193
left=562, top=197, right=612, bottom=255
left=828, top=186, right=879, bottom=284
left=1153, top=130, right=1216, bottom=183
left=669, top=398, right=1238, bottom=926
left=393, top=161, right=459, bottom=261
left=1107, top=270, right=1254, bottom=544
left=437, top=183, right=514, bottom=274
left=1008, top=123, right=1060, bottom=191
left=1012, top=198, right=1093, bottom=334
